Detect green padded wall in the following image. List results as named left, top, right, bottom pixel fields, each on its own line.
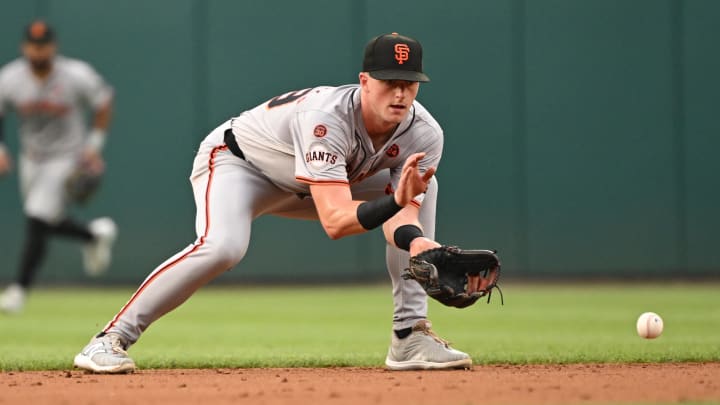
left=0, top=0, right=717, bottom=285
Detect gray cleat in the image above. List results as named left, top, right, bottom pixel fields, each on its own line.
left=385, top=319, right=472, bottom=370
left=73, top=333, right=136, bottom=374
left=0, top=284, right=26, bottom=315
left=83, top=217, right=117, bottom=277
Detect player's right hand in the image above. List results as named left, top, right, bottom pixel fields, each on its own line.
left=0, top=146, right=12, bottom=176
left=394, top=152, right=436, bottom=207
left=80, top=147, right=105, bottom=175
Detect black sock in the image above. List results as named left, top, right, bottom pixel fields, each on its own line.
left=18, top=217, right=51, bottom=288
left=394, top=327, right=412, bottom=339
left=51, top=217, right=94, bottom=241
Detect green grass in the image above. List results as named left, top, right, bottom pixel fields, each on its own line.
left=0, top=283, right=719, bottom=371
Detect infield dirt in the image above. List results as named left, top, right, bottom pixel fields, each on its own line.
left=1, top=362, right=718, bottom=405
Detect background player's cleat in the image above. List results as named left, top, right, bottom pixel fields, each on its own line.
left=385, top=319, right=472, bottom=370
left=73, top=333, right=135, bottom=374
left=83, top=217, right=117, bottom=276
left=0, top=284, right=26, bottom=314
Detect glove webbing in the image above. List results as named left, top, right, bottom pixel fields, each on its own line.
left=482, top=268, right=504, bottom=305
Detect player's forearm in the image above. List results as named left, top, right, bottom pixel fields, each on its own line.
left=86, top=102, right=113, bottom=152
left=382, top=203, right=441, bottom=254
left=322, top=196, right=415, bottom=240
left=318, top=200, right=366, bottom=239
left=92, top=101, right=113, bottom=131
left=311, top=184, right=407, bottom=240
left=383, top=208, right=420, bottom=242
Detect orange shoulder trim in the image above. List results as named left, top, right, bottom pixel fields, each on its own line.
left=295, top=176, right=349, bottom=186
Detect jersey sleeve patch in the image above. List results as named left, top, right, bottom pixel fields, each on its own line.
left=293, top=111, right=349, bottom=184
left=305, top=141, right=339, bottom=169
left=313, top=124, right=327, bottom=137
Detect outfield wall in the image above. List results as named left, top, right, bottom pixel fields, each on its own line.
left=0, top=0, right=718, bottom=283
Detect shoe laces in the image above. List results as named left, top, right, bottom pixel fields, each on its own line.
left=415, top=321, right=451, bottom=348
left=104, top=334, right=129, bottom=355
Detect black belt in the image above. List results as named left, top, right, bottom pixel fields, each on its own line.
left=223, top=128, right=245, bottom=160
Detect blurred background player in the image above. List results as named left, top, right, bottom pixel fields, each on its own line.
left=0, top=20, right=117, bottom=314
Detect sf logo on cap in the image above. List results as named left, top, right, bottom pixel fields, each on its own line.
left=394, top=44, right=410, bottom=65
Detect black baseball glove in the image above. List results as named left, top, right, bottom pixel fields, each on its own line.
left=403, top=246, right=502, bottom=308
left=65, top=169, right=102, bottom=204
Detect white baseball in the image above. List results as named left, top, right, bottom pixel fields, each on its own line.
left=636, top=312, right=664, bottom=339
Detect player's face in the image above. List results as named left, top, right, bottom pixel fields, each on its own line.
left=21, top=42, right=57, bottom=71
left=360, top=73, right=420, bottom=126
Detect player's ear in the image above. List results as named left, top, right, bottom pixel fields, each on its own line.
left=359, top=72, right=369, bottom=86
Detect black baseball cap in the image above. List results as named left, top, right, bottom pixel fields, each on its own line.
left=362, top=32, right=430, bottom=83
left=24, top=20, right=55, bottom=44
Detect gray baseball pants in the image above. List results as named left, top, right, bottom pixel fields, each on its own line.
left=103, top=129, right=436, bottom=345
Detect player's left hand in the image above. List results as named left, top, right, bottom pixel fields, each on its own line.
left=80, top=147, right=105, bottom=175
left=68, top=148, right=105, bottom=204
left=403, top=246, right=502, bottom=308
left=409, top=240, right=493, bottom=297
left=409, top=237, right=441, bottom=257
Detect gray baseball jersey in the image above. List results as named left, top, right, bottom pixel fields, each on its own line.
left=0, top=55, right=112, bottom=222
left=102, top=84, right=444, bottom=344
left=230, top=84, right=443, bottom=204
left=0, top=55, right=113, bottom=160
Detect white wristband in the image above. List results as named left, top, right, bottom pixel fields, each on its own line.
left=86, top=128, right=107, bottom=152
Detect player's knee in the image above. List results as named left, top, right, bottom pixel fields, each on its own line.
left=24, top=204, right=63, bottom=226
left=205, top=238, right=247, bottom=268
